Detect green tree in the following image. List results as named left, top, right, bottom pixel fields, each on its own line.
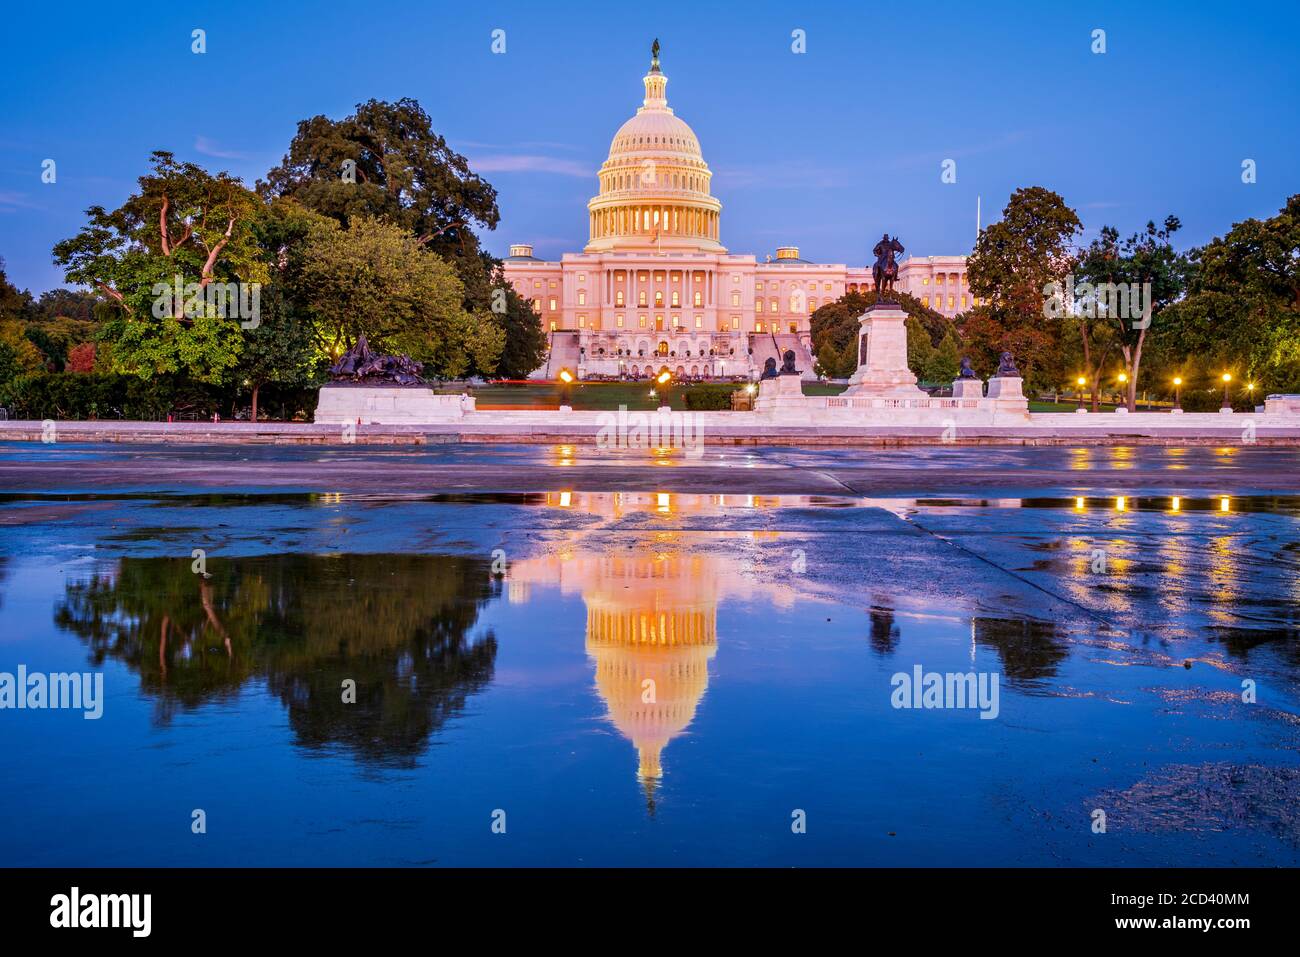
left=1075, top=217, right=1189, bottom=411
left=966, top=187, right=1082, bottom=391
left=0, top=320, right=46, bottom=384
left=810, top=289, right=961, bottom=381
left=927, top=328, right=963, bottom=383
left=298, top=216, right=503, bottom=379
left=52, top=151, right=267, bottom=383
left=489, top=268, right=546, bottom=379
left=0, top=258, right=35, bottom=323
left=1163, top=194, right=1300, bottom=393
left=232, top=199, right=331, bottom=419
left=234, top=294, right=319, bottom=421
left=810, top=291, right=870, bottom=378
left=259, top=99, right=502, bottom=316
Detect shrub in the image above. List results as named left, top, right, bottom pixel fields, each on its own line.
left=1, top=373, right=214, bottom=420
left=682, top=385, right=739, bottom=411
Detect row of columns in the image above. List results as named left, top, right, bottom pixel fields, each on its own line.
left=586, top=606, right=717, bottom=646
left=602, top=267, right=717, bottom=308
left=589, top=205, right=719, bottom=241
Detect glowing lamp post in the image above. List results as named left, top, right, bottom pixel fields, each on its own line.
left=1172, top=376, right=1183, bottom=413
left=557, top=368, right=575, bottom=411
left=1220, top=372, right=1232, bottom=412
left=654, top=369, right=672, bottom=410
left=1075, top=376, right=1088, bottom=412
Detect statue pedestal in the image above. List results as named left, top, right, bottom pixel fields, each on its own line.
left=984, top=375, right=1028, bottom=413
left=754, top=374, right=807, bottom=414
left=314, top=384, right=471, bottom=424
left=952, top=378, right=984, bottom=400
left=844, top=303, right=927, bottom=398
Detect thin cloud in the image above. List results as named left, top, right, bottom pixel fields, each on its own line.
left=194, top=136, right=252, bottom=161
left=713, top=162, right=845, bottom=190
left=0, top=190, right=41, bottom=211
left=888, top=131, right=1031, bottom=169
left=470, top=154, right=591, bottom=177
left=461, top=140, right=583, bottom=153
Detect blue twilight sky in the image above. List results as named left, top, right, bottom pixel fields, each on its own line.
left=0, top=0, right=1297, bottom=294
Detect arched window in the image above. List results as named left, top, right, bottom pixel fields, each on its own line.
left=657, top=341, right=669, bottom=356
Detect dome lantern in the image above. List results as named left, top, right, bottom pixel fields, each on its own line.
left=584, top=43, right=725, bottom=254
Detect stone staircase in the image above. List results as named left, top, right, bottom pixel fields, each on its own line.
left=530, top=331, right=582, bottom=380
left=749, top=333, right=817, bottom=380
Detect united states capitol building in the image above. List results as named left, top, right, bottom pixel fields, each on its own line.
left=503, top=45, right=973, bottom=381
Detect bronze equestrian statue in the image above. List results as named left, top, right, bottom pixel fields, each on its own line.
left=872, top=233, right=905, bottom=301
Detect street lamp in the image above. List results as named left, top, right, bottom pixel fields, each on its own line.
left=1246, top=381, right=1256, bottom=408
left=1220, top=372, right=1232, bottom=412
left=557, top=368, right=575, bottom=410
left=1172, top=376, right=1183, bottom=413
left=1076, top=375, right=1087, bottom=412
left=656, top=369, right=672, bottom=386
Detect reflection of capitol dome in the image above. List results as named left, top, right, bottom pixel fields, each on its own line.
left=506, top=505, right=812, bottom=801
left=584, top=553, right=717, bottom=781
left=585, top=44, right=724, bottom=254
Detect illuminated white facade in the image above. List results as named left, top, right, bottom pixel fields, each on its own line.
left=503, top=49, right=973, bottom=380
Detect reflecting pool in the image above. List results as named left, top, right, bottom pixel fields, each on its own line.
left=2, top=475, right=1298, bottom=866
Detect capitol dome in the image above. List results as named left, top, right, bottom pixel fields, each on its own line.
left=585, top=43, right=724, bottom=253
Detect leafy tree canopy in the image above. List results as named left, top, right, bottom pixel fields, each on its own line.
left=1163, top=194, right=1300, bottom=389
left=52, top=151, right=267, bottom=383
left=259, top=99, right=498, bottom=288
left=297, top=215, right=503, bottom=379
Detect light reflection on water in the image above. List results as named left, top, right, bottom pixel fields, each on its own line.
left=1, top=484, right=1298, bottom=866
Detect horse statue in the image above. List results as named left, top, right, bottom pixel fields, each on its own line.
left=872, top=233, right=905, bottom=301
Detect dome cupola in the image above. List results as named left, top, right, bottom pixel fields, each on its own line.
left=585, top=41, right=724, bottom=254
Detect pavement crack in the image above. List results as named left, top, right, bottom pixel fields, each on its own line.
left=890, top=509, right=1121, bottom=633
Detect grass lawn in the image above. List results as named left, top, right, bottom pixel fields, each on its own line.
left=1029, top=399, right=1118, bottom=412
left=1027, top=399, right=1174, bottom=412
left=464, top=382, right=1160, bottom=414
left=466, top=380, right=852, bottom=411
left=465, top=381, right=726, bottom=411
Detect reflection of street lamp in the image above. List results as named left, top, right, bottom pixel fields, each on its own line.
left=1221, top=372, right=1232, bottom=411
left=1172, top=375, right=1183, bottom=413
left=1076, top=375, right=1087, bottom=412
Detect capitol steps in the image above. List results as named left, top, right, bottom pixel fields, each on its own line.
left=749, top=333, right=817, bottom=381
left=532, top=331, right=582, bottom=380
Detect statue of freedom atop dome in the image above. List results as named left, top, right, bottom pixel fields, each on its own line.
left=872, top=233, right=905, bottom=301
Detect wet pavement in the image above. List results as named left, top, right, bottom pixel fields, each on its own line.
left=0, top=442, right=1297, bottom=866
